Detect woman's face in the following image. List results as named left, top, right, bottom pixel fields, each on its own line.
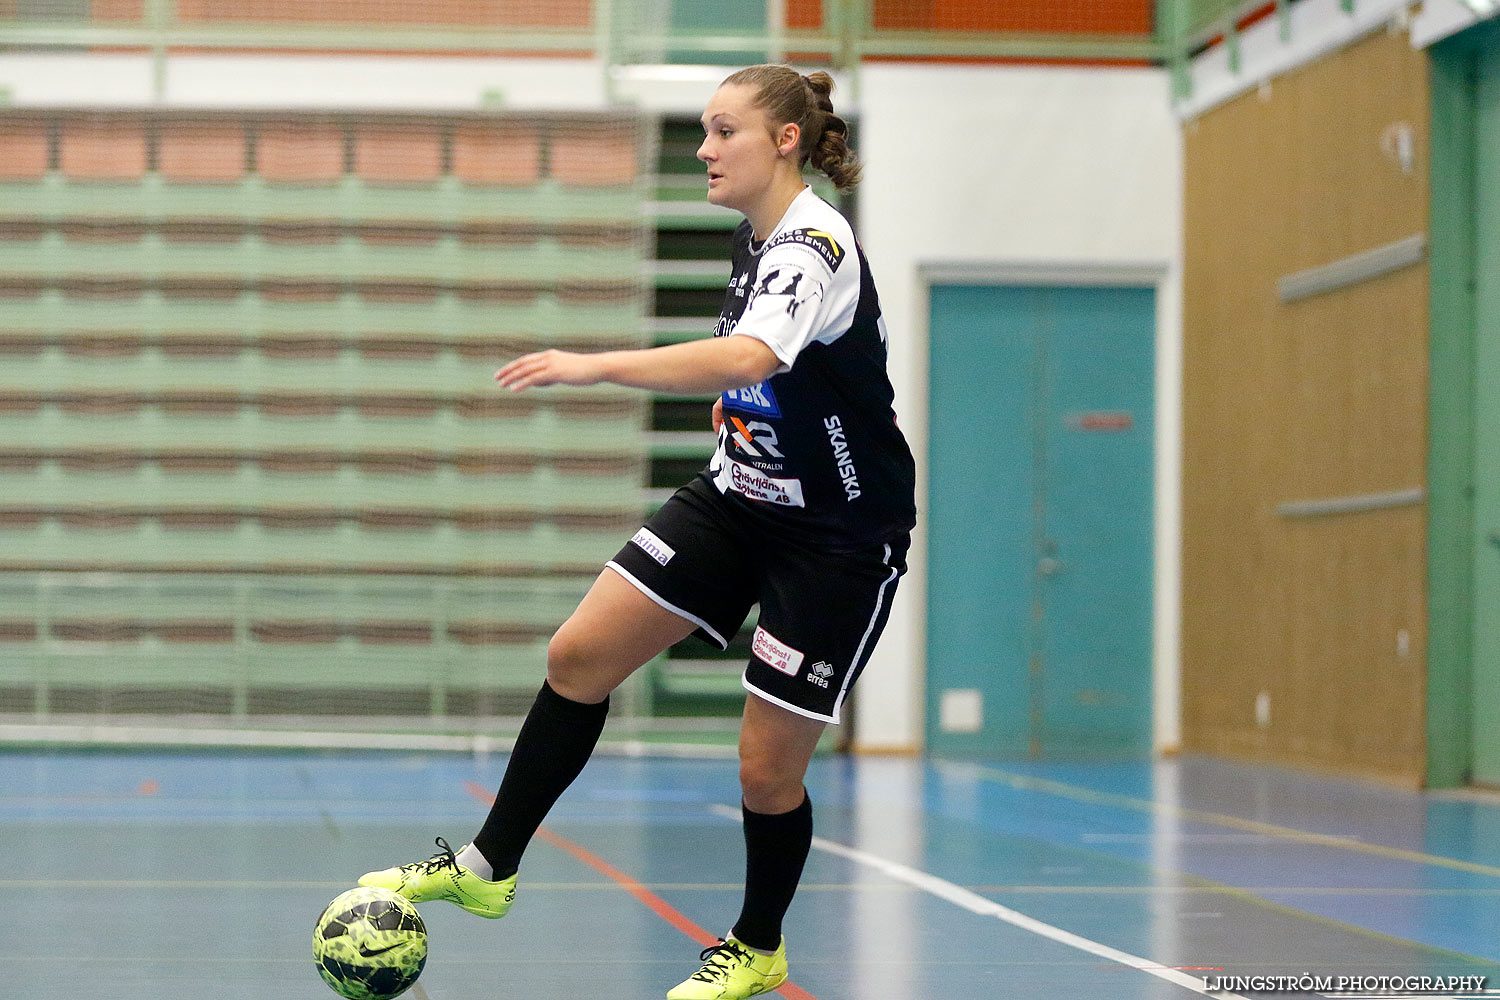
left=697, top=83, right=788, bottom=215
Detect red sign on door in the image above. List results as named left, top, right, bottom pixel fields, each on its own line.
left=1066, top=412, right=1134, bottom=432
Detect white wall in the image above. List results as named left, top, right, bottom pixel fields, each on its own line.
left=852, top=63, right=1183, bottom=753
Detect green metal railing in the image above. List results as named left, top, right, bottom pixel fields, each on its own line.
left=1159, top=1, right=1372, bottom=98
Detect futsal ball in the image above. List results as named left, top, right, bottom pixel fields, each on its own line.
left=313, top=886, right=428, bottom=1000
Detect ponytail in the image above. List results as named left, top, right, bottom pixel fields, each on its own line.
left=800, top=71, right=862, bottom=193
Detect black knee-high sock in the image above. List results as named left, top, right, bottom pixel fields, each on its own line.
left=471, top=680, right=609, bottom=880
left=731, top=791, right=813, bottom=951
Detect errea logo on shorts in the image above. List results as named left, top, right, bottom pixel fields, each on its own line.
left=807, top=661, right=834, bottom=689
left=752, top=626, right=804, bottom=676
left=629, top=527, right=675, bottom=567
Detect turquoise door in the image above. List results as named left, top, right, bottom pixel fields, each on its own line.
left=926, top=284, right=1155, bottom=757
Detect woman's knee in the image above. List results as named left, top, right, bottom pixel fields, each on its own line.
left=544, top=623, right=610, bottom=703
left=739, top=754, right=806, bottom=814
left=738, top=697, right=824, bottom=813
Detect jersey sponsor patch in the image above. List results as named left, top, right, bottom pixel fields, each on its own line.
left=629, top=526, right=675, bottom=566
left=768, top=228, right=846, bottom=271
left=727, top=416, right=783, bottom=459
left=823, top=415, right=862, bottom=501
left=749, top=261, right=824, bottom=320
left=752, top=626, right=805, bottom=676
left=719, top=457, right=806, bottom=508
left=722, top=379, right=781, bottom=418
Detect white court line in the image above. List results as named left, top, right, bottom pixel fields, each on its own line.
left=709, top=804, right=1248, bottom=999
left=0, top=723, right=739, bottom=759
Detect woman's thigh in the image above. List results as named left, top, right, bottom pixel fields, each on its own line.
left=545, top=567, right=700, bottom=703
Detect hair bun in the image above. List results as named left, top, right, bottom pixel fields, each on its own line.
left=802, top=71, right=835, bottom=111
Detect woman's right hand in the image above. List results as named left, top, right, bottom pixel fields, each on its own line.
left=711, top=396, right=724, bottom=434
left=494, top=349, right=604, bottom=391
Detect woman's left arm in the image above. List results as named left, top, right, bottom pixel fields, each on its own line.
left=495, top=335, right=782, bottom=395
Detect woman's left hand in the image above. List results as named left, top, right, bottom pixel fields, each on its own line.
left=495, top=350, right=605, bottom=391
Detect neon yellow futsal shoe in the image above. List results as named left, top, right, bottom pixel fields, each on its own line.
left=358, top=837, right=516, bottom=919
left=666, top=935, right=788, bottom=999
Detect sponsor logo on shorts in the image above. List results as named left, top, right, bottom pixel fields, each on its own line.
left=629, top=527, right=675, bottom=567
left=726, top=458, right=806, bottom=508
left=807, top=660, right=835, bottom=689
left=753, top=626, right=805, bottom=676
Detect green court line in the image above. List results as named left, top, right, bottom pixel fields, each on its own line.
left=960, top=763, right=1500, bottom=881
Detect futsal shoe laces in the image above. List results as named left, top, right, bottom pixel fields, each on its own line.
left=357, top=837, right=516, bottom=919
left=666, top=935, right=788, bottom=999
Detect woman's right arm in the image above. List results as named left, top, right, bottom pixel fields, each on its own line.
left=494, top=335, right=780, bottom=395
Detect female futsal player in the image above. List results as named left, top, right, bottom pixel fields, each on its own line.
left=360, top=64, right=916, bottom=999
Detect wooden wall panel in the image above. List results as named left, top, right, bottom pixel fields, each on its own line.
left=1182, top=28, right=1430, bottom=783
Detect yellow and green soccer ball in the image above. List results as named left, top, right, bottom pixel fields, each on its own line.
left=313, top=887, right=428, bottom=1000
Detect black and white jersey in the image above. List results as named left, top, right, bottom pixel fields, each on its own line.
left=703, top=187, right=916, bottom=548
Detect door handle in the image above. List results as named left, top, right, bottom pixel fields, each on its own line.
left=1038, top=557, right=1064, bottom=576
left=1490, top=533, right=1500, bottom=550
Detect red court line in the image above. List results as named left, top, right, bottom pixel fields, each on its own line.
left=463, top=780, right=818, bottom=1000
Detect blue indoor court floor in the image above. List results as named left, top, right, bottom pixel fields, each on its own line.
left=4, top=747, right=1500, bottom=1000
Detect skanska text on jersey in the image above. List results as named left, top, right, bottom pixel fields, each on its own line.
left=824, top=415, right=862, bottom=501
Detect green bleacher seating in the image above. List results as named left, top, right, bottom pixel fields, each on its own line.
left=0, top=109, right=651, bottom=726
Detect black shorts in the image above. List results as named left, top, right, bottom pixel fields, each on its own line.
left=606, top=476, right=909, bottom=725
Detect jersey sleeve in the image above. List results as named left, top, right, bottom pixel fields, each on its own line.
left=729, top=230, right=851, bottom=372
